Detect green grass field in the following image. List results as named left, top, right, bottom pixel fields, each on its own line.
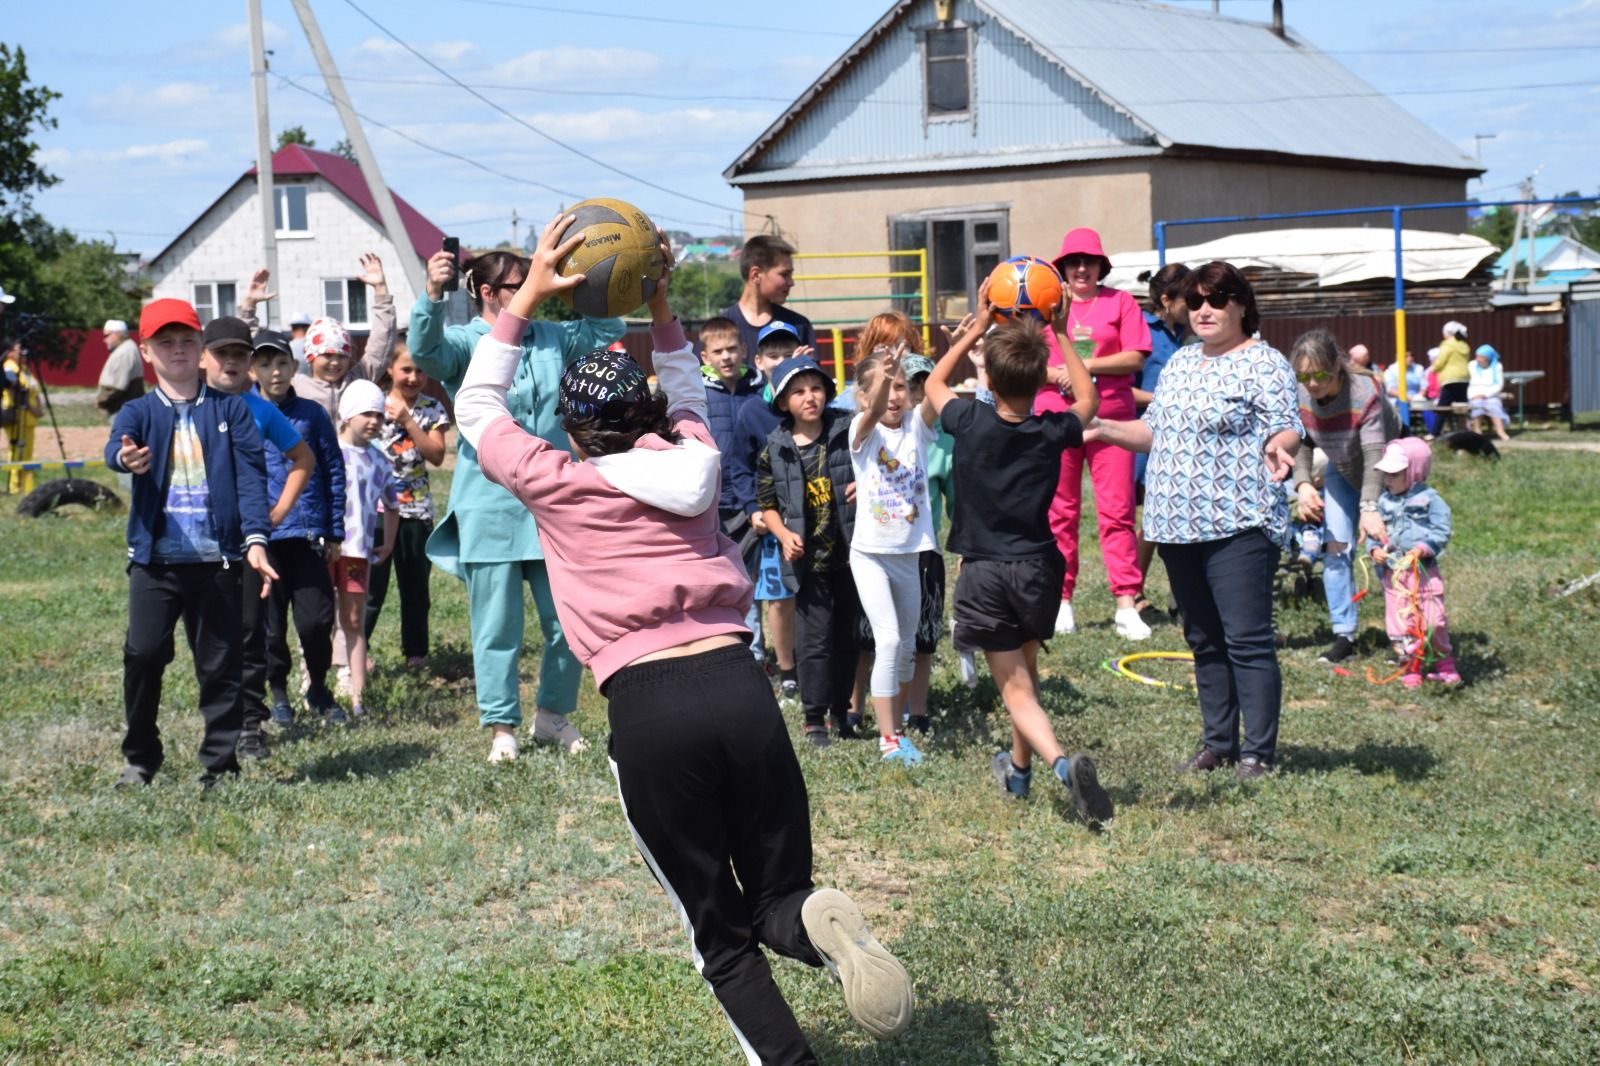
left=2, top=446, right=1598, bottom=1064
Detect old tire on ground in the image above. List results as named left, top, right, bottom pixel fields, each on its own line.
left=15, top=477, right=123, bottom=517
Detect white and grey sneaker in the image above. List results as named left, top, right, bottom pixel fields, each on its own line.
left=1054, top=600, right=1076, bottom=635
left=800, top=888, right=913, bottom=1041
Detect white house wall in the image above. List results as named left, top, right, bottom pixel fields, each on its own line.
left=149, top=176, right=420, bottom=330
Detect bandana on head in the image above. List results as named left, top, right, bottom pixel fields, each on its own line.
left=558, top=348, right=650, bottom=422
left=304, top=317, right=350, bottom=360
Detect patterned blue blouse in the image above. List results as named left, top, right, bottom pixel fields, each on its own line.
left=1142, top=341, right=1304, bottom=546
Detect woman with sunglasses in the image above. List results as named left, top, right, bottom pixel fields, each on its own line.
left=1040, top=227, right=1153, bottom=640
left=1087, top=262, right=1302, bottom=780
left=1288, top=329, right=1399, bottom=666
left=410, top=247, right=626, bottom=762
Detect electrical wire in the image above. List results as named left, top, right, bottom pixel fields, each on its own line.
left=275, top=74, right=733, bottom=233
left=450, top=0, right=1600, bottom=55
left=337, top=0, right=771, bottom=224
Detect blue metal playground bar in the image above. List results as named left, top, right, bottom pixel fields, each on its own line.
left=1153, top=196, right=1600, bottom=419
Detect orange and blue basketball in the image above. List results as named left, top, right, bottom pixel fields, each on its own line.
left=986, top=255, right=1063, bottom=323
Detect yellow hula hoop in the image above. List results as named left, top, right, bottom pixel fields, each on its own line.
left=1107, top=651, right=1196, bottom=690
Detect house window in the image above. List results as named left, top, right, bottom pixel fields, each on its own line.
left=191, top=282, right=237, bottom=326
left=891, top=209, right=1008, bottom=320
left=323, top=279, right=368, bottom=327
left=274, top=185, right=309, bottom=233
left=924, top=27, right=972, bottom=119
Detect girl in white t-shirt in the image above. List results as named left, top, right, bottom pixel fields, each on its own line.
left=848, top=344, right=939, bottom=765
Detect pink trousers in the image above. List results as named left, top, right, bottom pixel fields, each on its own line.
left=1380, top=561, right=1453, bottom=661
left=1048, top=388, right=1142, bottom=601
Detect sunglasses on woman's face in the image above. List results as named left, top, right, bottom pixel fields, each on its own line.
left=1183, top=290, right=1236, bottom=312
left=1296, top=370, right=1332, bottom=384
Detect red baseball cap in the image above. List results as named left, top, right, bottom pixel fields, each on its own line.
left=139, top=298, right=202, bottom=337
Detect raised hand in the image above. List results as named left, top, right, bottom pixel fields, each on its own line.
left=242, top=268, right=276, bottom=312
left=358, top=252, right=388, bottom=293
left=425, top=250, right=457, bottom=300
left=507, top=214, right=586, bottom=319
left=647, top=223, right=675, bottom=320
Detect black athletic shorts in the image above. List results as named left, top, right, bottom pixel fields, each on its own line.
left=952, top=555, right=1065, bottom=653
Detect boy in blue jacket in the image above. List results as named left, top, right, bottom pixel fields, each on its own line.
left=729, top=321, right=805, bottom=699
left=251, top=329, right=346, bottom=726
left=105, top=299, right=278, bottom=789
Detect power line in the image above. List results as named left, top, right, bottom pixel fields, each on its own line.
left=276, top=74, right=733, bottom=233
left=336, top=0, right=769, bottom=223
left=449, top=0, right=1600, bottom=55
left=284, top=68, right=1600, bottom=111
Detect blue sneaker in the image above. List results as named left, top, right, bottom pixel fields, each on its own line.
left=881, top=735, right=923, bottom=766
left=990, top=751, right=1030, bottom=799
left=269, top=701, right=294, bottom=728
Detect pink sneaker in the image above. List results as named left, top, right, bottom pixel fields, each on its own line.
left=1426, top=659, right=1462, bottom=685
left=1401, top=672, right=1423, bottom=690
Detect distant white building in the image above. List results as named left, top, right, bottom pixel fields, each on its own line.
left=147, top=144, right=457, bottom=332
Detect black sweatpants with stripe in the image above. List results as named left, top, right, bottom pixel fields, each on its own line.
left=606, top=644, right=825, bottom=1066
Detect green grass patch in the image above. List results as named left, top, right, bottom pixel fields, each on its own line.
left=2, top=450, right=1598, bottom=1063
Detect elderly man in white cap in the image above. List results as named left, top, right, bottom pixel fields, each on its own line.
left=95, top=318, right=145, bottom=419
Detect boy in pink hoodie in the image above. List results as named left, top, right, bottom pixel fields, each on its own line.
left=455, top=215, right=912, bottom=1064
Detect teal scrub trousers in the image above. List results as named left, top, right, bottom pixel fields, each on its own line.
left=463, top=558, right=582, bottom=728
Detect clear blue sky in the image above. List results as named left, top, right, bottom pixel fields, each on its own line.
left=13, top=0, right=1600, bottom=257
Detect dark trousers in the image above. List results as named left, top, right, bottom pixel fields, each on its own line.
left=264, top=538, right=335, bottom=700
left=794, top=565, right=861, bottom=729
left=606, top=645, right=823, bottom=1066
left=242, top=563, right=269, bottom=727
left=123, top=562, right=244, bottom=777
left=363, top=516, right=432, bottom=658
left=1159, top=529, right=1283, bottom=763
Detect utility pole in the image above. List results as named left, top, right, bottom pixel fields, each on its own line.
left=288, top=0, right=427, bottom=301
left=1505, top=170, right=1542, bottom=291
left=248, top=0, right=279, bottom=325
left=510, top=208, right=519, bottom=250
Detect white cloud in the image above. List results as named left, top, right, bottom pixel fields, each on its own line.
left=209, top=19, right=289, bottom=50
left=352, top=37, right=477, bottom=64
left=40, top=140, right=213, bottom=166
left=485, top=46, right=664, bottom=87
left=432, top=41, right=477, bottom=63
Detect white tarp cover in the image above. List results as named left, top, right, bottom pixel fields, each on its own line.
left=1103, top=228, right=1499, bottom=291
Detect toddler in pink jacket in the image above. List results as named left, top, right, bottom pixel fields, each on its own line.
left=454, top=215, right=911, bottom=1064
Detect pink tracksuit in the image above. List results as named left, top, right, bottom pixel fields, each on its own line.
left=1035, top=285, right=1152, bottom=600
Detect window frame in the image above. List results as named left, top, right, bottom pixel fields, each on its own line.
left=323, top=278, right=369, bottom=328
left=889, top=206, right=1009, bottom=322
left=190, top=281, right=238, bottom=326
left=273, top=184, right=311, bottom=237
left=920, top=24, right=975, bottom=127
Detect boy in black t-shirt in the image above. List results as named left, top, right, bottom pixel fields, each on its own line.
left=756, top=356, right=859, bottom=747
left=924, top=286, right=1114, bottom=826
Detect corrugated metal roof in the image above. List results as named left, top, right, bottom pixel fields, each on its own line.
left=989, top=0, right=1475, bottom=172
left=726, top=0, right=1479, bottom=183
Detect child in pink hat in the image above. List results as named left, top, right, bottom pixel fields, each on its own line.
left=1371, top=438, right=1460, bottom=687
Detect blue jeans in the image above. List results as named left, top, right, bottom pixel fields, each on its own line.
left=1321, top=465, right=1360, bottom=638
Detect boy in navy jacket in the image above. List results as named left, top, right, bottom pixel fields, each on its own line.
left=105, top=299, right=278, bottom=789
left=251, top=329, right=346, bottom=725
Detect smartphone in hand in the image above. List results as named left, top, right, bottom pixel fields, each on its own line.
left=441, top=236, right=460, bottom=292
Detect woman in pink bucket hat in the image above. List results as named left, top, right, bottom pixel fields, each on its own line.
left=1038, top=227, right=1152, bottom=640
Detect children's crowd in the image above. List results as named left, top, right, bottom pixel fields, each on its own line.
left=96, top=216, right=1473, bottom=1064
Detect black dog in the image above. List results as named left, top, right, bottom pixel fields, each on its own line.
left=1440, top=430, right=1500, bottom=459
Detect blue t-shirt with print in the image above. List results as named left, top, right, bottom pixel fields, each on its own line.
left=151, top=400, right=221, bottom=563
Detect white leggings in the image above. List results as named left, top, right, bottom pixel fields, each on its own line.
left=850, top=548, right=920, bottom=699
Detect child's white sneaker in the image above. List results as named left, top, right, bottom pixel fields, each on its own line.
left=801, top=888, right=912, bottom=1040
left=487, top=731, right=519, bottom=763
left=1114, top=607, right=1152, bottom=641
left=531, top=709, right=588, bottom=753
left=1054, top=600, right=1076, bottom=635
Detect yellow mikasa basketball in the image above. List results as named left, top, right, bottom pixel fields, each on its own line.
left=555, top=198, right=666, bottom=318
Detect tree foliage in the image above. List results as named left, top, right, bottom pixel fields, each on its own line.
left=667, top=261, right=743, bottom=323
left=277, top=125, right=315, bottom=149
left=0, top=44, right=59, bottom=221
left=0, top=45, right=141, bottom=362
left=332, top=138, right=356, bottom=162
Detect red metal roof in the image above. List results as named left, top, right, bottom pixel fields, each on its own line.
left=152, top=144, right=446, bottom=266
left=251, top=144, right=444, bottom=261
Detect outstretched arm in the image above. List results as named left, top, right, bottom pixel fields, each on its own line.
left=926, top=283, right=992, bottom=417
left=853, top=342, right=905, bottom=449
left=638, top=232, right=704, bottom=421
